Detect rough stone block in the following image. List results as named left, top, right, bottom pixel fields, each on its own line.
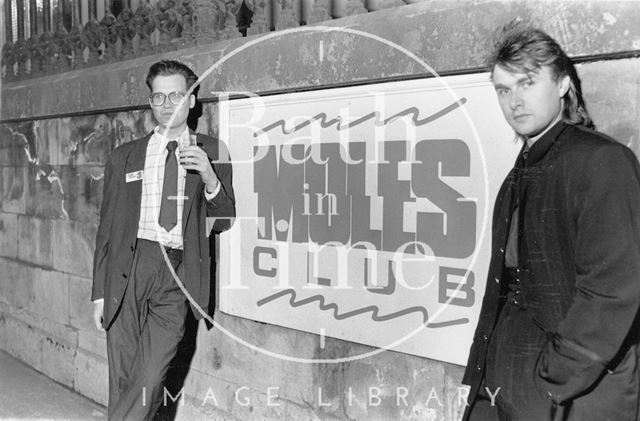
left=0, top=122, right=35, bottom=167
left=52, top=220, right=96, bottom=278
left=2, top=166, right=29, bottom=214
left=26, top=164, right=68, bottom=220
left=15, top=309, right=78, bottom=346
left=31, top=268, right=69, bottom=325
left=65, top=115, right=113, bottom=166
left=444, top=363, right=467, bottom=421
left=112, top=110, right=154, bottom=149
left=251, top=390, right=338, bottom=421
left=174, top=398, right=243, bottom=421
left=60, top=165, right=103, bottom=224
left=41, top=330, right=76, bottom=388
left=4, top=304, right=79, bottom=379
left=0, top=301, right=8, bottom=343
left=0, top=313, right=43, bottom=371
left=69, top=275, right=99, bottom=332
left=343, top=347, right=447, bottom=421
left=0, top=258, right=34, bottom=309
left=35, top=118, right=57, bottom=166
left=17, top=216, right=53, bottom=267
left=0, top=126, right=13, bottom=166
left=241, top=388, right=322, bottom=421
left=74, top=348, right=108, bottom=406
left=579, top=59, right=640, bottom=158
left=180, top=370, right=322, bottom=421
left=179, top=370, right=234, bottom=415
left=191, top=312, right=316, bottom=405
left=77, top=328, right=107, bottom=360
left=0, top=212, right=18, bottom=258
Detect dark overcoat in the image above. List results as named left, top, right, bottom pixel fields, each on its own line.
left=463, top=122, right=640, bottom=420
left=91, top=132, right=236, bottom=329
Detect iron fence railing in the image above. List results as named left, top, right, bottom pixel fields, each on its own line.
left=1, top=0, right=413, bottom=81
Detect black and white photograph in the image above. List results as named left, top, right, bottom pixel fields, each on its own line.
left=0, top=1, right=639, bottom=420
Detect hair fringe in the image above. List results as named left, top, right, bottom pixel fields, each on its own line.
left=488, top=21, right=595, bottom=130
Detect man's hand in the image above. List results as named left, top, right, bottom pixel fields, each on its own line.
left=93, top=301, right=105, bottom=331
left=179, top=145, right=220, bottom=193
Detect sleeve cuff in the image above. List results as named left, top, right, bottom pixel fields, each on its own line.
left=93, top=298, right=104, bottom=304
left=204, top=182, right=221, bottom=201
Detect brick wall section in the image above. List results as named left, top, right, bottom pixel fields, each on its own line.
left=1, top=1, right=639, bottom=419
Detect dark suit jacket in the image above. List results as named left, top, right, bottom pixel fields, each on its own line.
left=91, top=132, right=235, bottom=329
left=463, top=122, right=640, bottom=420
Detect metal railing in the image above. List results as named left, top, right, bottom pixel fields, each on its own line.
left=1, top=0, right=412, bottom=81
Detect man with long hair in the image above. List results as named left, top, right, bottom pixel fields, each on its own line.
left=462, top=24, right=640, bottom=420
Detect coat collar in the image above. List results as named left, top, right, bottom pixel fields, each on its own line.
left=521, top=121, right=569, bottom=166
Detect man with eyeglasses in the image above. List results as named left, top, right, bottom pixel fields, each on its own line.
left=91, top=59, right=235, bottom=420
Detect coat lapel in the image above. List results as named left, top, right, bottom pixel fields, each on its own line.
left=123, top=136, right=150, bottom=228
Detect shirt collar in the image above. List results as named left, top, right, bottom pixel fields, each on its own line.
left=517, top=120, right=568, bottom=167
left=151, top=126, right=191, bottom=150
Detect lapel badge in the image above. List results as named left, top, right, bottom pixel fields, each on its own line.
left=125, top=170, right=144, bottom=183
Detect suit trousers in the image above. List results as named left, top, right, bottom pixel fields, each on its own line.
left=106, top=239, right=188, bottom=421
left=484, top=301, right=550, bottom=421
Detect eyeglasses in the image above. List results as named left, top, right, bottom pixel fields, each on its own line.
left=149, top=91, right=187, bottom=107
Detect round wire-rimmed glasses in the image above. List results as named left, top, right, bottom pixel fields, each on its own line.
left=149, top=91, right=188, bottom=107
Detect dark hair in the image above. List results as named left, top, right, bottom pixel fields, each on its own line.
left=488, top=23, right=594, bottom=129
left=145, top=60, right=200, bottom=97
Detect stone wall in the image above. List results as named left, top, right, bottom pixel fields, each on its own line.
left=1, top=1, right=640, bottom=420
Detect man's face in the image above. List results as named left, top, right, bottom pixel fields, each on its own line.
left=149, top=74, right=195, bottom=135
left=492, top=64, right=569, bottom=138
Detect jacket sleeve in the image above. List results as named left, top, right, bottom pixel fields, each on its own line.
left=535, top=144, right=640, bottom=403
left=91, top=151, right=118, bottom=301
left=205, top=137, right=236, bottom=234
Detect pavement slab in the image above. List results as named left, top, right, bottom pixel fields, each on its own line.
left=0, top=350, right=106, bottom=420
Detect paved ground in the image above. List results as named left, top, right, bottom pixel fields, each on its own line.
left=0, top=350, right=107, bottom=420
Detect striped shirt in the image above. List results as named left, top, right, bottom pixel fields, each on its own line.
left=137, top=127, right=190, bottom=249
left=94, top=128, right=220, bottom=303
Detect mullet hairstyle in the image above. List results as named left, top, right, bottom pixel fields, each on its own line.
left=488, top=23, right=594, bottom=129
left=145, top=59, right=200, bottom=97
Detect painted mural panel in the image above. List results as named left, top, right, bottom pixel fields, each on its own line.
left=0, top=110, right=156, bottom=223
